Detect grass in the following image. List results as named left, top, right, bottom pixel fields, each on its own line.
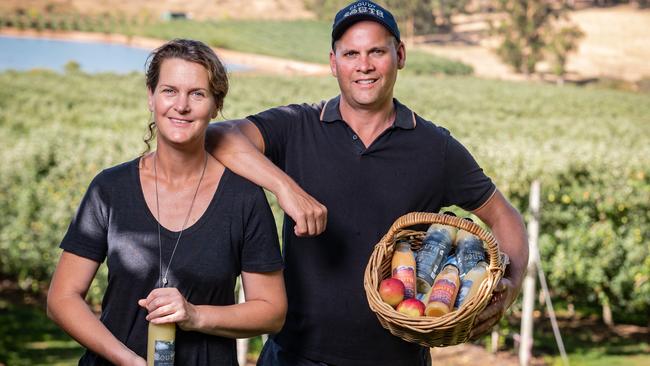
left=531, top=316, right=650, bottom=366
left=0, top=299, right=83, bottom=365
left=138, top=19, right=473, bottom=75
left=140, top=19, right=332, bottom=65
left=0, top=295, right=265, bottom=365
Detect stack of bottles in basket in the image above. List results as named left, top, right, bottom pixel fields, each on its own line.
left=378, top=213, right=489, bottom=317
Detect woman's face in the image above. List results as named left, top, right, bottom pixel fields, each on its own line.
left=148, top=58, right=217, bottom=149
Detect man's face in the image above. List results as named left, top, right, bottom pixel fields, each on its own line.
left=330, top=21, right=405, bottom=111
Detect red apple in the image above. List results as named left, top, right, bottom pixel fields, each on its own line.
left=379, top=278, right=405, bottom=307
left=396, top=298, right=425, bottom=317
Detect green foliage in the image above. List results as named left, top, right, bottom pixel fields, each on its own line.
left=492, top=0, right=555, bottom=74
left=429, top=0, right=471, bottom=32
left=383, top=0, right=435, bottom=38
left=403, top=50, right=473, bottom=76
left=492, top=0, right=583, bottom=78
left=0, top=301, right=84, bottom=365
left=0, top=70, right=147, bottom=297
left=1, top=71, right=649, bottom=323
left=547, top=25, right=584, bottom=78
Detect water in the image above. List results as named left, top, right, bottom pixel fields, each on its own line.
left=0, top=35, right=248, bottom=73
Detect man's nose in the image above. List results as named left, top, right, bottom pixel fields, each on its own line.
left=357, top=54, right=374, bottom=73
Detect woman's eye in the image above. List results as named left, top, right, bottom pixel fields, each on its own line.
left=191, top=91, right=206, bottom=99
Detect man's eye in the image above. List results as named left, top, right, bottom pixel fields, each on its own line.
left=162, top=88, right=175, bottom=94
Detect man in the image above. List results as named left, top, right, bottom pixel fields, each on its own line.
left=207, top=1, right=528, bottom=365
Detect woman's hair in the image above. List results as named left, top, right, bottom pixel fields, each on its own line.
left=142, top=38, right=229, bottom=154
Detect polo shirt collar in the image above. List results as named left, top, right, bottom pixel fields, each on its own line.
left=320, top=95, right=416, bottom=130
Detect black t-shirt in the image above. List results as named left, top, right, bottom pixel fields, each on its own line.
left=248, top=96, right=495, bottom=366
left=60, top=158, right=283, bottom=366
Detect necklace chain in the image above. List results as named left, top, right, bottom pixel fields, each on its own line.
left=153, top=152, right=208, bottom=287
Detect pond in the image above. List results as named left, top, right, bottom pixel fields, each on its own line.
left=0, top=35, right=248, bottom=74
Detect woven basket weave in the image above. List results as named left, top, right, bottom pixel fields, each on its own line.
left=364, top=212, right=507, bottom=347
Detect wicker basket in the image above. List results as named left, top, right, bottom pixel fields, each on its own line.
left=364, top=212, right=507, bottom=347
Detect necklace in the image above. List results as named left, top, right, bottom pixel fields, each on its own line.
left=153, top=151, right=208, bottom=287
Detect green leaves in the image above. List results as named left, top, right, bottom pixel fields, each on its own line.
left=1, top=71, right=648, bottom=320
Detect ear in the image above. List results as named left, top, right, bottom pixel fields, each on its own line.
left=396, top=42, right=406, bottom=70
left=147, top=88, right=154, bottom=112
left=329, top=50, right=338, bottom=78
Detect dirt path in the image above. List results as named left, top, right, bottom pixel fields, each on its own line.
left=0, top=28, right=330, bottom=76
left=417, top=5, right=650, bottom=82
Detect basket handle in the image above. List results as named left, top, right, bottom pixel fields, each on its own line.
left=382, top=212, right=505, bottom=272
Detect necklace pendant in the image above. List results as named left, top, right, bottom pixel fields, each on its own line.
left=162, top=277, right=168, bottom=286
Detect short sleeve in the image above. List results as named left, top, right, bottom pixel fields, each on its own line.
left=247, top=104, right=304, bottom=167
left=240, top=187, right=283, bottom=273
left=60, top=173, right=109, bottom=263
left=442, top=135, right=496, bottom=211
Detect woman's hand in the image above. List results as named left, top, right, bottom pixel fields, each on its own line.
left=138, top=287, right=200, bottom=331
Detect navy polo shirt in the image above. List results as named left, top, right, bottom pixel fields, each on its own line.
left=248, top=96, right=495, bottom=366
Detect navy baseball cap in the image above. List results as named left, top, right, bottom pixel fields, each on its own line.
left=331, top=1, right=401, bottom=48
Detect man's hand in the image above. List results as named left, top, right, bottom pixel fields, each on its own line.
left=276, top=182, right=327, bottom=237
left=469, top=277, right=517, bottom=339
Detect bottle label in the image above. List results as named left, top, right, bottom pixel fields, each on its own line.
left=457, top=238, right=486, bottom=275
left=154, top=340, right=175, bottom=366
left=428, top=278, right=457, bottom=307
left=416, top=231, right=452, bottom=285
left=454, top=279, right=473, bottom=308
left=392, top=266, right=416, bottom=299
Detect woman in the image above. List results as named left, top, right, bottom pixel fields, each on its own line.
left=47, top=39, right=287, bottom=365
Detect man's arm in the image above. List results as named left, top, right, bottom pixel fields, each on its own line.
left=470, top=189, right=529, bottom=338
left=206, top=120, right=327, bottom=236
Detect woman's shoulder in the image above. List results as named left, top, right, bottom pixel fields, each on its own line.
left=90, top=157, right=140, bottom=190
left=222, top=169, right=264, bottom=195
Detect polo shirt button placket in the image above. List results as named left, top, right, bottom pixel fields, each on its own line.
left=351, top=134, right=364, bottom=154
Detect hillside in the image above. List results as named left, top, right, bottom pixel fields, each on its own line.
left=0, top=0, right=313, bottom=20
left=418, top=5, right=650, bottom=82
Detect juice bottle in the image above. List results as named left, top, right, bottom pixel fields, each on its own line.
left=455, top=219, right=486, bottom=277
left=454, top=261, right=488, bottom=309
left=415, top=220, right=457, bottom=295
left=147, top=322, right=176, bottom=366
left=424, top=257, right=460, bottom=317
left=391, top=239, right=416, bottom=299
